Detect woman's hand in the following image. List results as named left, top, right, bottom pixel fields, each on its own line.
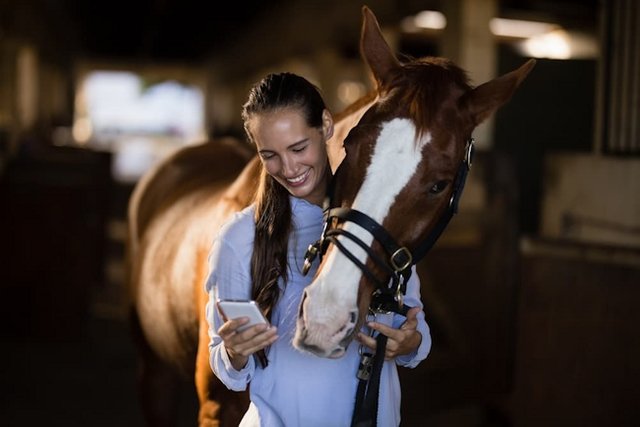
left=355, top=307, right=422, bottom=361
left=217, top=310, right=278, bottom=371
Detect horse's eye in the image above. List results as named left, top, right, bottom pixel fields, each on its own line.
left=429, top=180, right=449, bottom=194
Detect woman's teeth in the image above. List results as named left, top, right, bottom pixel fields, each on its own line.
left=288, top=171, right=308, bottom=184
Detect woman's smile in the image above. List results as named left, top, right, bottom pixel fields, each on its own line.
left=286, top=169, right=310, bottom=186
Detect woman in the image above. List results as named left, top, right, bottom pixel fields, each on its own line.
left=205, top=72, right=431, bottom=426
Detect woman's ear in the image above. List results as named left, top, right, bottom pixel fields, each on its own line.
left=322, top=109, right=334, bottom=139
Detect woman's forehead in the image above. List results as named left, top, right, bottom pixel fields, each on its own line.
left=252, top=110, right=316, bottom=148
left=252, top=107, right=306, bottom=126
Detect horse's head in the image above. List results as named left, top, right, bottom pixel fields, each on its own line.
left=293, top=6, right=535, bottom=358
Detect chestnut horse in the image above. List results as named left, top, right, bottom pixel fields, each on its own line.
left=127, top=6, right=535, bottom=426
left=292, top=9, right=536, bottom=358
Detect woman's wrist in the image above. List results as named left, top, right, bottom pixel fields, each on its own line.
left=227, top=349, right=249, bottom=371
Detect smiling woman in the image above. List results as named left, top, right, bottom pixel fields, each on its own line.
left=203, top=69, right=431, bottom=427
left=250, top=107, right=332, bottom=206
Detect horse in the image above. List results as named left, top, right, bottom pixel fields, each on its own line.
left=126, top=6, right=535, bottom=426
left=291, top=8, right=536, bottom=359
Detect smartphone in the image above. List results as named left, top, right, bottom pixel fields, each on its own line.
left=217, top=300, right=269, bottom=331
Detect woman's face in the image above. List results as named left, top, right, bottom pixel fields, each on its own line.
left=249, top=108, right=333, bottom=206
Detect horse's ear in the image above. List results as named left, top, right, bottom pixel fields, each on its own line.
left=461, top=59, right=536, bottom=126
left=360, top=6, right=400, bottom=90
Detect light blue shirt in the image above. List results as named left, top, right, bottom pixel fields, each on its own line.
left=205, top=196, right=431, bottom=426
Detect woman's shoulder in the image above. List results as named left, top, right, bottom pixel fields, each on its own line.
left=216, top=204, right=256, bottom=250
left=207, top=204, right=255, bottom=297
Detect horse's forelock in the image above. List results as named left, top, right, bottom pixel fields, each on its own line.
left=390, top=58, right=472, bottom=140
left=334, top=57, right=472, bottom=204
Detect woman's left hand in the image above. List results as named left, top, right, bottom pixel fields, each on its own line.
left=356, top=307, right=422, bottom=361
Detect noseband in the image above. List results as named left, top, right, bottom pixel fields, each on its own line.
left=303, top=138, right=475, bottom=315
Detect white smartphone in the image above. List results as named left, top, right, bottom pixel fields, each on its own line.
left=217, top=300, right=269, bottom=331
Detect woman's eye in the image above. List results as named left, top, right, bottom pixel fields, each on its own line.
left=429, top=180, right=449, bottom=194
left=292, top=145, right=307, bottom=153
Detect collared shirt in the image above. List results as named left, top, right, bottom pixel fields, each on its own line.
left=205, top=196, right=431, bottom=427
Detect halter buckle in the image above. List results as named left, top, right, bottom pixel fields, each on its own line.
left=390, top=247, right=412, bottom=272
left=302, top=242, right=320, bottom=276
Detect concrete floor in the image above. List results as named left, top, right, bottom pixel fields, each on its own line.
left=0, top=288, right=198, bottom=427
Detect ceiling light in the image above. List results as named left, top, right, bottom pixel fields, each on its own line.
left=490, top=17, right=559, bottom=39
left=401, top=10, right=446, bottom=32
left=521, top=29, right=572, bottom=59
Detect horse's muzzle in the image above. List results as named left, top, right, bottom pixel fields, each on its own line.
left=293, top=290, right=358, bottom=358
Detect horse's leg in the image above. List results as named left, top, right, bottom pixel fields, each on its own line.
left=194, top=248, right=250, bottom=426
left=195, top=318, right=250, bottom=426
left=130, top=308, right=181, bottom=427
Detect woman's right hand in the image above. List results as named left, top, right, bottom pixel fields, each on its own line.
left=217, top=316, right=278, bottom=370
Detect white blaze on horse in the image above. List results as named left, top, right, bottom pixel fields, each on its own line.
left=127, top=6, right=534, bottom=426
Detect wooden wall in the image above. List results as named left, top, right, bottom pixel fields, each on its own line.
left=509, top=243, right=640, bottom=427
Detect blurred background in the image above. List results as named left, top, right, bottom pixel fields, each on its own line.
left=0, top=0, right=638, bottom=426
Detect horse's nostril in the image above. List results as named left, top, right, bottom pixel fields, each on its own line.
left=298, top=291, right=308, bottom=318
left=330, top=347, right=345, bottom=358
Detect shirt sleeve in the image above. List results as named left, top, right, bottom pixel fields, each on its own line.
left=205, top=234, right=256, bottom=391
left=393, top=265, right=432, bottom=368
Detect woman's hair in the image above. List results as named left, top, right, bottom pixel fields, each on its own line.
left=242, top=73, right=326, bottom=365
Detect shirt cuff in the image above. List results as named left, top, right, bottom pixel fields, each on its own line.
left=395, top=315, right=431, bottom=368
left=211, top=342, right=255, bottom=391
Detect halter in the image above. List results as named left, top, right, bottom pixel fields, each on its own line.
left=302, top=138, right=474, bottom=427
left=302, top=138, right=475, bottom=315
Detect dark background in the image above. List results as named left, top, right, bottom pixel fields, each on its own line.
left=2, top=1, right=639, bottom=426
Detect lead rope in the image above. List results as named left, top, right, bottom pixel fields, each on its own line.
left=350, top=313, right=391, bottom=427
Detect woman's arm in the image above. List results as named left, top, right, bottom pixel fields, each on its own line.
left=205, top=236, right=256, bottom=390
left=205, top=232, right=276, bottom=391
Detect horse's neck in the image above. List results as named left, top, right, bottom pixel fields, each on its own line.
left=222, top=156, right=262, bottom=211
left=328, top=97, right=377, bottom=173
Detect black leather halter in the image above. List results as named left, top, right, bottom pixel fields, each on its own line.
left=302, top=138, right=474, bottom=427
left=302, top=138, right=474, bottom=315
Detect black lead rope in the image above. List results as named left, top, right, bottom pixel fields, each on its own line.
left=351, top=333, right=388, bottom=427
left=304, top=139, right=475, bottom=427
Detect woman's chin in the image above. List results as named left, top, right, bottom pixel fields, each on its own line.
left=290, top=188, right=312, bottom=201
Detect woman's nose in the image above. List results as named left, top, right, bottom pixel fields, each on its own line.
left=281, top=154, right=297, bottom=176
